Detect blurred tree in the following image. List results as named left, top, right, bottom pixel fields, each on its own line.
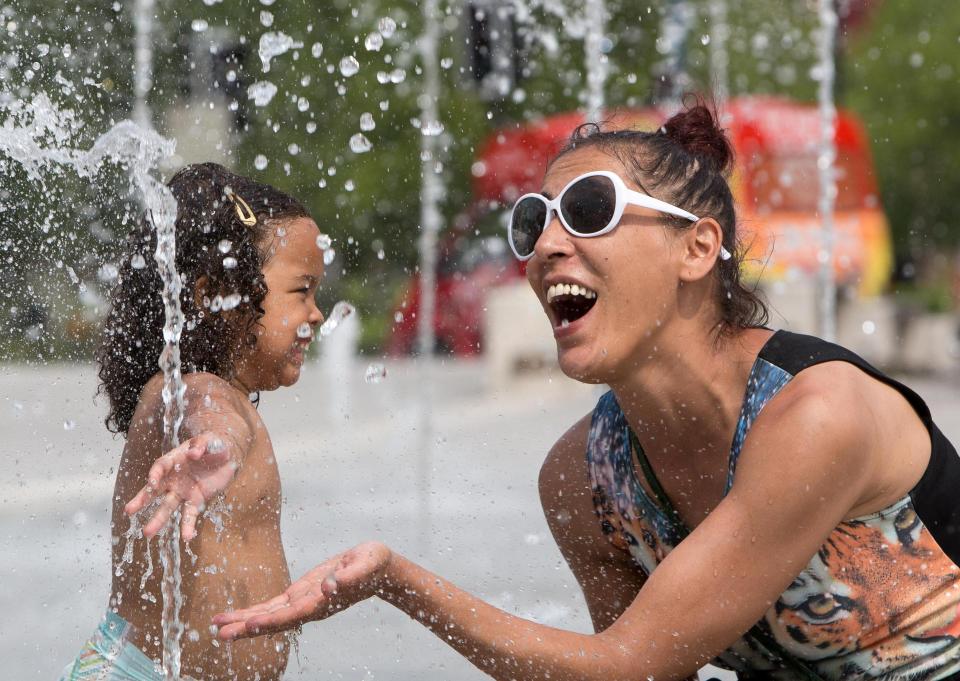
left=843, top=1, right=960, bottom=252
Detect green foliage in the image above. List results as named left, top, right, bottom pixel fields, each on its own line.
left=844, top=1, right=960, bottom=251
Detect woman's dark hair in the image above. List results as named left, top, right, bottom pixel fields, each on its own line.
left=97, top=162, right=310, bottom=435
left=552, top=97, right=768, bottom=335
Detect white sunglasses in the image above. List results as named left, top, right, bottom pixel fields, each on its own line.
left=507, top=170, right=733, bottom=262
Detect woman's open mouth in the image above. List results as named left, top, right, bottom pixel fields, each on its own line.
left=545, top=282, right=598, bottom=330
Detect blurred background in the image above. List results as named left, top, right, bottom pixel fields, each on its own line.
left=1, top=0, right=958, bottom=367
left=2, top=1, right=960, bottom=679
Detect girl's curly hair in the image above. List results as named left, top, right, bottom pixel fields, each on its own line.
left=97, top=162, right=310, bottom=435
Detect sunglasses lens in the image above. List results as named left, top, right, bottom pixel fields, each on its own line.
left=510, top=197, right=547, bottom=257
left=560, top=175, right=617, bottom=235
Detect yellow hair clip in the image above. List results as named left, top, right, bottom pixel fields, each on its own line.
left=224, top=187, right=257, bottom=227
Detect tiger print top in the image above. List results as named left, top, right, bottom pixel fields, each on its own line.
left=586, top=330, right=960, bottom=681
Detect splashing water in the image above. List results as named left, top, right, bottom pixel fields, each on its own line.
left=0, top=93, right=186, bottom=679
left=339, top=56, right=360, bottom=77
left=318, top=301, right=355, bottom=338
left=364, top=363, right=387, bottom=384
left=258, top=31, right=303, bottom=72
left=349, top=133, right=372, bottom=153
left=296, top=322, right=312, bottom=339
left=315, top=233, right=332, bottom=251
left=377, top=17, right=397, bottom=38
left=248, top=81, right=278, bottom=107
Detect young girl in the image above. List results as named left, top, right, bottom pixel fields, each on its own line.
left=135, top=107, right=960, bottom=680
left=61, top=163, right=325, bottom=681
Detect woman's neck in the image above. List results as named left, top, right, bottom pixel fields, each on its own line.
left=608, top=326, right=773, bottom=458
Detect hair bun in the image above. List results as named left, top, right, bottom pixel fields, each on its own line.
left=662, top=101, right=733, bottom=174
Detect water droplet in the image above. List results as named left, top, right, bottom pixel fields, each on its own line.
left=260, top=11, right=273, bottom=27
left=319, top=301, right=355, bottom=337
left=349, top=133, right=372, bottom=153
left=258, top=31, right=303, bottom=72
left=364, top=363, right=387, bottom=383
left=316, top=233, right=332, bottom=251
left=389, top=68, right=406, bottom=84
left=862, top=320, right=876, bottom=335
left=421, top=120, right=444, bottom=136
left=63, top=419, right=77, bottom=430
left=131, top=254, right=147, bottom=269
left=311, top=42, right=323, bottom=59
left=218, top=239, right=233, bottom=254
left=297, top=97, right=309, bottom=112
left=306, top=121, right=317, bottom=134
left=223, top=257, right=237, bottom=270
left=364, top=32, right=383, bottom=52
left=297, top=322, right=312, bottom=339
left=248, top=81, right=278, bottom=107
left=359, top=112, right=375, bottom=131
left=700, top=34, right=711, bottom=46
left=254, top=154, right=269, bottom=170
left=344, top=180, right=355, bottom=191
left=221, top=293, right=242, bottom=311
left=378, top=17, right=397, bottom=38
left=191, top=19, right=209, bottom=32
left=324, top=248, right=336, bottom=265
left=339, top=56, right=360, bottom=77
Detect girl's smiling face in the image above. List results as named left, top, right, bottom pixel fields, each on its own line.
left=234, top=217, right=325, bottom=392
left=525, top=147, right=688, bottom=384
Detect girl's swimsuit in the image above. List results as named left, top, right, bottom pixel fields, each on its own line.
left=587, top=330, right=960, bottom=680
left=59, top=611, right=167, bottom=681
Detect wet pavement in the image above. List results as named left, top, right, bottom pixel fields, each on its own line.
left=2, top=358, right=958, bottom=679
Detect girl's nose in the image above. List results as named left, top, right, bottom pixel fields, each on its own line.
left=309, top=301, right=324, bottom=325
left=532, top=211, right=575, bottom=260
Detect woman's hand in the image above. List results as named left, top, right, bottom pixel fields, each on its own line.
left=124, top=432, right=240, bottom=540
left=212, top=542, right=393, bottom=640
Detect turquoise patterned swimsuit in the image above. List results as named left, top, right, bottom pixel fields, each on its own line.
left=587, top=331, right=960, bottom=680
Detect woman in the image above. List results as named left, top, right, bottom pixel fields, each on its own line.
left=134, top=103, right=960, bottom=680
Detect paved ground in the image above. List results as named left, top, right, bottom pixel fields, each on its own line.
left=2, top=357, right=958, bottom=680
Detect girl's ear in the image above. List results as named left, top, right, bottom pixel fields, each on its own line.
left=194, top=275, right=210, bottom=309
left=679, top=218, right=725, bottom=283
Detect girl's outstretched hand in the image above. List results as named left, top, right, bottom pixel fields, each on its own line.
left=124, top=432, right=240, bottom=540
left=213, top=542, right=393, bottom=640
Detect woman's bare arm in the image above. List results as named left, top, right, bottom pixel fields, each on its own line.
left=214, top=373, right=877, bottom=681
left=539, top=413, right=646, bottom=632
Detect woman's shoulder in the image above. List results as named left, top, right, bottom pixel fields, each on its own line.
left=539, top=411, right=593, bottom=491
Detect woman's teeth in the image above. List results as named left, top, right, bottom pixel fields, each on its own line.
left=546, top=283, right=597, bottom=304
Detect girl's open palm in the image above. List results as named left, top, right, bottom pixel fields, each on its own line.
left=124, top=432, right=240, bottom=540
left=212, top=542, right=393, bottom=640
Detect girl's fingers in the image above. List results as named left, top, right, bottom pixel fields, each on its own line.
left=142, top=489, right=182, bottom=538
left=124, top=485, right=154, bottom=516
left=180, top=500, right=200, bottom=541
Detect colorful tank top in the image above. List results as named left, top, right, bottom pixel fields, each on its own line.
left=587, top=330, right=960, bottom=680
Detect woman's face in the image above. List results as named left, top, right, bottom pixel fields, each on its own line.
left=525, top=147, right=685, bottom=383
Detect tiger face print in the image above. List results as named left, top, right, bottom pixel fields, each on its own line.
left=768, top=501, right=960, bottom=677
